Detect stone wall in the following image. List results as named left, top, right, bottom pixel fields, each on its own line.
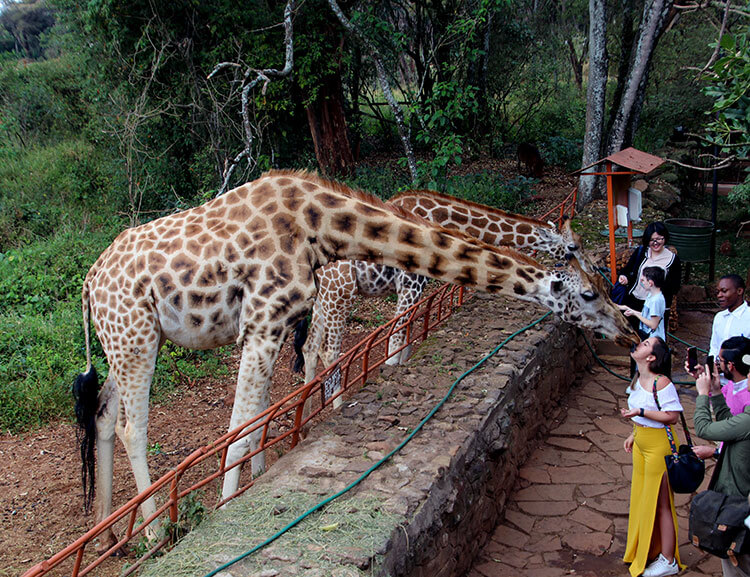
left=141, top=293, right=593, bottom=577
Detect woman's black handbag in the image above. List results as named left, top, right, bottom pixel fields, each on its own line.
left=651, top=379, right=706, bottom=493
left=689, top=447, right=750, bottom=563
left=611, top=281, right=628, bottom=305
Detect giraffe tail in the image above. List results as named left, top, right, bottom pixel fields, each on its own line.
left=292, top=317, right=309, bottom=374
left=72, top=279, right=100, bottom=513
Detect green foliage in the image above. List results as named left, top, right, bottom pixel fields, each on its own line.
left=0, top=139, right=119, bottom=249
left=702, top=28, right=750, bottom=159
left=0, top=56, right=92, bottom=146
left=0, top=302, right=82, bottom=432
left=440, top=171, right=535, bottom=212
left=151, top=344, right=232, bottom=403
left=542, top=136, right=583, bottom=170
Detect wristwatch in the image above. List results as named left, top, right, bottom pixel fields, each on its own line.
left=639, top=408, right=645, bottom=418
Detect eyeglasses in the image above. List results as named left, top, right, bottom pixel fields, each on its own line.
left=649, top=236, right=665, bottom=245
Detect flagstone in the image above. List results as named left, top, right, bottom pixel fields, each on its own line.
left=518, top=466, right=551, bottom=484
left=473, top=560, right=518, bottom=577
left=532, top=517, right=576, bottom=534
left=580, top=383, right=617, bottom=404
left=514, top=484, right=575, bottom=502
left=562, top=531, right=613, bottom=555
left=525, top=534, right=562, bottom=553
left=570, top=506, right=613, bottom=532
left=525, top=567, right=569, bottom=577
left=483, top=542, right=532, bottom=568
left=546, top=437, right=592, bottom=451
left=503, top=509, right=535, bottom=534
left=517, top=501, right=577, bottom=516
left=492, top=524, right=530, bottom=549
left=579, top=483, right=619, bottom=498
left=546, top=465, right=613, bottom=485
left=549, top=421, right=593, bottom=436
left=594, top=415, right=633, bottom=436
left=587, top=498, right=630, bottom=516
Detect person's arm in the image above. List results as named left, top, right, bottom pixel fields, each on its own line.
left=663, top=254, right=681, bottom=303
left=617, top=303, right=661, bottom=330
left=618, top=247, right=643, bottom=286
left=709, top=316, right=722, bottom=358
left=694, top=396, right=750, bottom=442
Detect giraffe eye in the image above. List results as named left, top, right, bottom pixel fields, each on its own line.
left=581, top=290, right=598, bottom=301
left=567, top=244, right=579, bottom=251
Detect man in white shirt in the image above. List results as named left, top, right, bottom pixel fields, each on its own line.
left=710, top=275, right=750, bottom=358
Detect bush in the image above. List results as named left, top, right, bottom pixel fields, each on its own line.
left=542, top=136, right=583, bottom=171
left=441, top=171, right=535, bottom=212
left=0, top=139, right=119, bottom=249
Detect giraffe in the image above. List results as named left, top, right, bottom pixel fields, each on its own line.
left=295, top=189, right=599, bottom=402
left=72, top=170, right=637, bottom=550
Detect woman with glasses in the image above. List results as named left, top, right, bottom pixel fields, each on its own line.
left=617, top=222, right=682, bottom=341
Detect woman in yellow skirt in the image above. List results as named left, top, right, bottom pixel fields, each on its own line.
left=621, top=337, right=685, bottom=577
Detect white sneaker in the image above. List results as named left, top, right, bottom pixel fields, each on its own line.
left=642, top=554, right=678, bottom=577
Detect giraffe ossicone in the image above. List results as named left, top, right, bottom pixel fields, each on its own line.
left=73, top=170, right=637, bottom=550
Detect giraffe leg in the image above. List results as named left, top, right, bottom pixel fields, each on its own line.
left=117, top=383, right=160, bottom=541
left=106, top=340, right=161, bottom=542
left=301, top=303, right=326, bottom=429
left=221, top=332, right=283, bottom=502
left=93, top=374, right=121, bottom=554
left=319, top=290, right=355, bottom=410
left=385, top=274, right=427, bottom=366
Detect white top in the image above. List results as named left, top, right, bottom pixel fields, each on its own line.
left=627, top=378, right=683, bottom=428
left=641, top=292, right=666, bottom=340
left=710, top=301, right=750, bottom=358
left=632, top=248, right=676, bottom=301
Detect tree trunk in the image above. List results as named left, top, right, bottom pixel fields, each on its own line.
left=578, top=0, right=608, bottom=208
left=606, top=0, right=636, bottom=139
left=607, top=0, right=674, bottom=155
left=304, top=38, right=354, bottom=177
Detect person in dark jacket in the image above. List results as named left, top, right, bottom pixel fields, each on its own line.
left=693, top=336, right=750, bottom=577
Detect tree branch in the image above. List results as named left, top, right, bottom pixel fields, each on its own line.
left=327, top=0, right=419, bottom=184
left=209, top=0, right=296, bottom=196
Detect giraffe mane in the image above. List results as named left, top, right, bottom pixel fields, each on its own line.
left=390, top=189, right=554, bottom=228
left=261, top=170, right=544, bottom=268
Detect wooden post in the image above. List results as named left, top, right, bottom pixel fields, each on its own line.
left=606, top=162, right=617, bottom=285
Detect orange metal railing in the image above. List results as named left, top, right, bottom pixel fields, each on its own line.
left=22, top=187, right=579, bottom=577
left=22, top=283, right=468, bottom=577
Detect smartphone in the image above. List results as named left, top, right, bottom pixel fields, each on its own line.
left=687, top=347, right=698, bottom=371
left=707, top=355, right=714, bottom=374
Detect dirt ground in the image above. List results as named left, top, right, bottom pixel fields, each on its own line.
left=0, top=159, right=639, bottom=576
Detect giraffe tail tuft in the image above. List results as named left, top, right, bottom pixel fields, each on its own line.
left=292, top=317, right=309, bottom=374
left=73, top=366, right=99, bottom=513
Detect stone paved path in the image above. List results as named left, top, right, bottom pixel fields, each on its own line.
left=468, top=310, right=723, bottom=577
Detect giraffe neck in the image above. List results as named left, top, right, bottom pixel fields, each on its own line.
left=389, top=189, right=563, bottom=255
left=258, top=172, right=552, bottom=302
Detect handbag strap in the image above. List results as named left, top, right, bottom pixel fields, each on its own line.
left=651, top=377, right=680, bottom=458
left=649, top=376, right=695, bottom=448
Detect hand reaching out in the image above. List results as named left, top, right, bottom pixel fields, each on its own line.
left=620, top=407, right=639, bottom=419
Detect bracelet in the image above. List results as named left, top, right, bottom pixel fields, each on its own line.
left=639, top=408, right=645, bottom=418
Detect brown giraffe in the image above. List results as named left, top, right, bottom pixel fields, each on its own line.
left=73, top=170, right=637, bottom=548
left=295, top=189, right=599, bottom=400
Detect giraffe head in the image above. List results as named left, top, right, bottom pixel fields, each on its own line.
left=537, top=256, right=639, bottom=347
left=557, top=217, right=597, bottom=275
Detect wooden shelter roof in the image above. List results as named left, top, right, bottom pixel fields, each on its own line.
left=573, top=147, right=665, bottom=175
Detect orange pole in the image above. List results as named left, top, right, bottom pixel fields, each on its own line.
left=606, top=162, right=617, bottom=285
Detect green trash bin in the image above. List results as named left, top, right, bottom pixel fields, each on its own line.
left=664, top=218, right=714, bottom=263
